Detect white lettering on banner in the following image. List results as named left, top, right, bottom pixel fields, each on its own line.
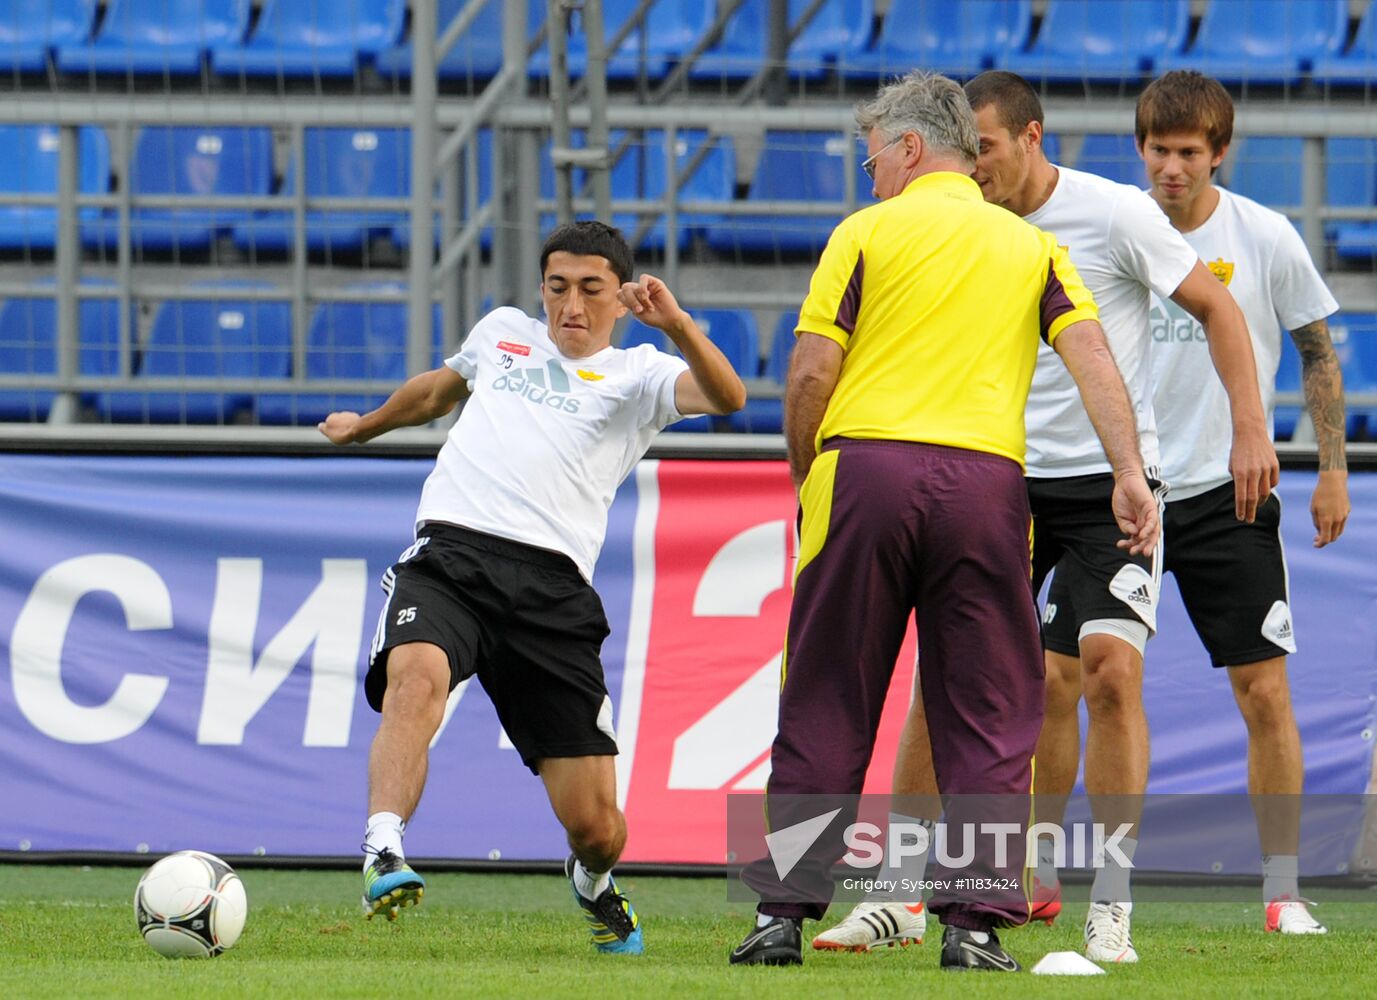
left=692, top=520, right=788, bottom=617
left=671, top=519, right=791, bottom=789
left=11, top=554, right=171, bottom=744
left=198, top=558, right=367, bottom=747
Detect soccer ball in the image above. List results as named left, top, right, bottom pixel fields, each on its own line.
left=134, top=850, right=247, bottom=958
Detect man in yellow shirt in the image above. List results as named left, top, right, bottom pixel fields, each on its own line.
left=730, top=70, right=1159, bottom=972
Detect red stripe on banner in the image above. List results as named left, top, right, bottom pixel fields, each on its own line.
left=621, top=460, right=918, bottom=864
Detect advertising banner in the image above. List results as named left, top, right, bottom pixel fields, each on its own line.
left=2, top=454, right=1373, bottom=873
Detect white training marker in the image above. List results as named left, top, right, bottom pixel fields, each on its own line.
left=1032, top=951, right=1106, bottom=976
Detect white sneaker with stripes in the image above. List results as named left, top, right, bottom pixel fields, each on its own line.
left=811, top=901, right=925, bottom=952
left=1084, top=901, right=1138, bottom=963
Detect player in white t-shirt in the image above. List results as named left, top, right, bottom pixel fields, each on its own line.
left=813, top=71, right=1277, bottom=965
left=1139, top=70, right=1343, bottom=934
left=318, top=221, right=746, bottom=952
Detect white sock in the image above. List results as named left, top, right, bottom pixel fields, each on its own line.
left=1036, top=837, right=1059, bottom=886
left=881, top=812, right=932, bottom=903
left=1262, top=854, right=1300, bottom=902
left=756, top=912, right=775, bottom=928
left=363, top=811, right=405, bottom=872
left=1091, top=836, right=1137, bottom=904
left=572, top=859, right=611, bottom=901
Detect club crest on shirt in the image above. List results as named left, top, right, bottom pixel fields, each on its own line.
left=576, top=369, right=605, bottom=381
left=1207, top=258, right=1234, bottom=286
left=496, top=340, right=532, bottom=356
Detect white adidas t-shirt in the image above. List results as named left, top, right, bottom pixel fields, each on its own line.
left=415, top=307, right=689, bottom=581
left=1150, top=187, right=1337, bottom=500
left=1024, top=166, right=1198, bottom=478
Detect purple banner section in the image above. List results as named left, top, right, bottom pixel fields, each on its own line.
left=0, top=454, right=634, bottom=861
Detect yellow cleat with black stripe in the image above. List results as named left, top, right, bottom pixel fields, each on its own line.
left=565, top=855, right=644, bottom=954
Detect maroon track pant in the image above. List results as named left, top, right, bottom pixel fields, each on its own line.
left=746, top=439, right=1043, bottom=930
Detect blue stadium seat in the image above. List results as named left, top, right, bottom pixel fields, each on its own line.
left=1002, top=0, right=1188, bottom=81
left=1041, top=132, right=1061, bottom=164
left=233, top=128, right=409, bottom=255
left=0, top=125, right=108, bottom=250
left=842, top=0, right=1032, bottom=79
left=733, top=311, right=795, bottom=433
left=376, top=0, right=504, bottom=80
left=1330, top=312, right=1377, bottom=437
left=1328, top=138, right=1377, bottom=260
left=662, top=309, right=760, bottom=433
left=529, top=0, right=716, bottom=81
left=1226, top=136, right=1304, bottom=207
left=0, top=284, right=123, bottom=421
left=1074, top=134, right=1145, bottom=187
left=212, top=0, right=404, bottom=77
left=619, top=320, right=667, bottom=352
left=0, top=0, right=94, bottom=72
left=86, top=126, right=273, bottom=254
left=57, top=0, right=249, bottom=75
left=706, top=130, right=861, bottom=256
left=700, top=309, right=761, bottom=432
left=256, top=288, right=441, bottom=425
left=1156, top=0, right=1348, bottom=85
left=393, top=128, right=492, bottom=252
left=537, top=129, right=735, bottom=251
left=1310, top=0, right=1377, bottom=85
left=690, top=0, right=875, bottom=80
left=97, top=284, right=291, bottom=423
left=1224, top=137, right=1377, bottom=254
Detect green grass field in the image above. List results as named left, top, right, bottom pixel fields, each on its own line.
left=2, top=865, right=1374, bottom=998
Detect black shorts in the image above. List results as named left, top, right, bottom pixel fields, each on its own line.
left=1030, top=472, right=1166, bottom=656
left=1161, top=482, right=1294, bottom=667
left=366, top=522, right=616, bottom=773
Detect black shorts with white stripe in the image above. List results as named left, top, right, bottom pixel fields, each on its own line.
left=366, top=522, right=616, bottom=773
left=1030, top=471, right=1167, bottom=655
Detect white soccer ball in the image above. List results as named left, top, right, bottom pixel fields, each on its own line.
left=134, top=850, right=247, bottom=958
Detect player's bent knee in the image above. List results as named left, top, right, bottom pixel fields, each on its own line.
left=381, top=644, right=451, bottom=716
left=565, top=810, right=625, bottom=863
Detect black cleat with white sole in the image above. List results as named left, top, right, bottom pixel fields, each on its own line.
left=730, top=916, right=803, bottom=966
left=939, top=925, right=1022, bottom=972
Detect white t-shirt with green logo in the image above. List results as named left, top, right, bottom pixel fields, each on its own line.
left=1149, top=187, right=1337, bottom=499
left=415, top=306, right=688, bottom=581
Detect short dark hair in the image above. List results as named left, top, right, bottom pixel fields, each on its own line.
left=1135, top=71, right=1234, bottom=155
left=964, top=71, right=1044, bottom=136
left=539, top=221, right=634, bottom=285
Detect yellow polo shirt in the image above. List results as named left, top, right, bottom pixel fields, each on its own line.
left=796, top=171, right=1098, bottom=466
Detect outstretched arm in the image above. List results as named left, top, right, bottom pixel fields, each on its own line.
left=318, top=366, right=471, bottom=445
left=1290, top=317, right=1349, bottom=546
left=1053, top=319, right=1159, bottom=556
left=1170, top=260, right=1279, bottom=522
left=618, top=274, right=746, bottom=416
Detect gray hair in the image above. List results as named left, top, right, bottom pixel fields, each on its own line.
left=855, top=70, right=979, bottom=166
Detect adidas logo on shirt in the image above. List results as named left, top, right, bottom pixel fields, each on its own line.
left=492, top=358, right=582, bottom=413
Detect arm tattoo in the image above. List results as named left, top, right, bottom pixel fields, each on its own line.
left=1291, top=318, right=1348, bottom=472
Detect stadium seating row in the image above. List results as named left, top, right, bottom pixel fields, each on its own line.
left=4, top=288, right=1377, bottom=438
left=8, top=1, right=1377, bottom=85
left=1, top=124, right=1375, bottom=260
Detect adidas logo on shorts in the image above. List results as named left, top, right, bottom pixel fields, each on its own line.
left=1125, top=584, right=1153, bottom=606
left=1262, top=600, right=1297, bottom=653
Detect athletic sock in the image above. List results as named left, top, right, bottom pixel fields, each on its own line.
left=1036, top=837, right=1059, bottom=886
left=756, top=911, right=776, bottom=928
left=363, top=811, right=405, bottom=873
left=1090, top=836, right=1138, bottom=904
left=1262, top=854, right=1300, bottom=902
left=572, top=859, right=611, bottom=901
left=883, top=812, right=933, bottom=903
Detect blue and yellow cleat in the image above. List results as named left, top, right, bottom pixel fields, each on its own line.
left=362, top=847, right=424, bottom=921
left=565, top=855, right=644, bottom=955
